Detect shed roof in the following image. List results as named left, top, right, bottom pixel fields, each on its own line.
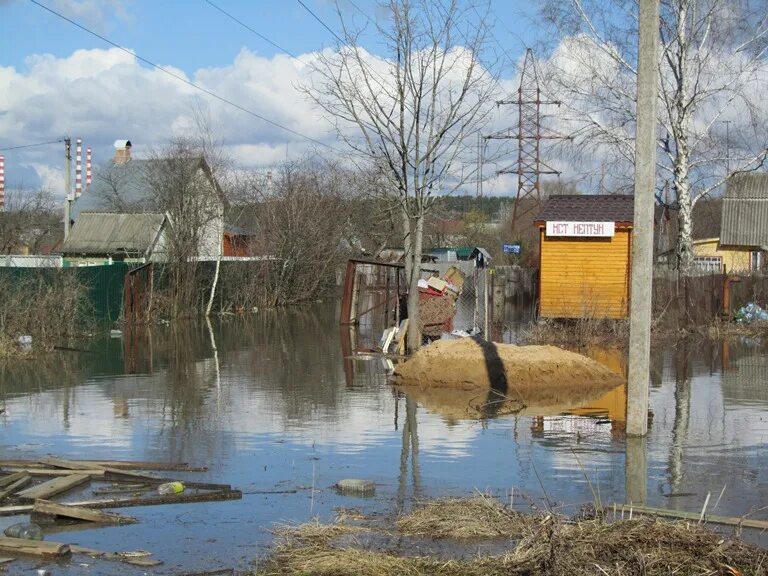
left=534, top=195, right=634, bottom=224
left=60, top=212, right=166, bottom=256
left=720, top=173, right=768, bottom=248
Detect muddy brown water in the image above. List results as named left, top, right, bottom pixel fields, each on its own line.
left=0, top=304, right=766, bottom=574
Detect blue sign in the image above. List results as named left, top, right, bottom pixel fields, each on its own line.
left=503, top=243, right=521, bottom=254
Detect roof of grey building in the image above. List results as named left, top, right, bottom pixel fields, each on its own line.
left=720, top=173, right=768, bottom=248
left=534, top=194, right=634, bottom=223
left=60, top=212, right=167, bottom=256
left=71, top=157, right=221, bottom=220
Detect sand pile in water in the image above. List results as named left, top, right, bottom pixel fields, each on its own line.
left=393, top=338, right=624, bottom=394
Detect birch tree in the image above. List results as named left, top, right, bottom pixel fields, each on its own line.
left=306, top=0, right=497, bottom=350
left=541, top=0, right=768, bottom=274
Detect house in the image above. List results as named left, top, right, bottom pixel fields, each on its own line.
left=719, top=172, right=768, bottom=271
left=64, top=139, right=251, bottom=264
left=60, top=212, right=169, bottom=265
left=534, top=195, right=633, bottom=319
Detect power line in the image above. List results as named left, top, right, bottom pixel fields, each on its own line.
left=296, top=0, right=345, bottom=45
left=203, top=0, right=303, bottom=61
left=28, top=0, right=333, bottom=150
left=0, top=138, right=65, bottom=152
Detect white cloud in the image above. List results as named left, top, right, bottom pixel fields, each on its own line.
left=0, top=47, right=341, bottom=195
left=51, top=0, right=133, bottom=30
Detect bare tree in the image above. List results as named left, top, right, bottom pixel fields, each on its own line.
left=0, top=188, right=60, bottom=255
left=144, top=139, right=226, bottom=317
left=247, top=158, right=355, bottom=306
left=541, top=0, right=768, bottom=274
left=306, top=0, right=498, bottom=350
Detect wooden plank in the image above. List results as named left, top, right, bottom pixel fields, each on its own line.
left=38, top=457, right=98, bottom=471
left=615, top=503, right=768, bottom=530
left=3, top=468, right=105, bottom=477
left=0, top=536, right=70, bottom=558
left=76, top=460, right=207, bottom=472
left=16, top=474, right=89, bottom=501
left=32, top=499, right=137, bottom=525
left=0, top=488, right=241, bottom=516
left=0, top=476, right=32, bottom=503
left=0, top=473, right=27, bottom=490
left=38, top=458, right=153, bottom=481
left=0, top=505, right=33, bottom=517
left=0, top=459, right=206, bottom=472
left=69, top=489, right=242, bottom=510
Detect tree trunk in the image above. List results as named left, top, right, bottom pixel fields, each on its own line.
left=406, top=213, right=423, bottom=352
left=206, top=254, right=221, bottom=317
left=674, top=139, right=694, bottom=275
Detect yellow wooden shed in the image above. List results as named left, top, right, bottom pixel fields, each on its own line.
left=534, top=195, right=634, bottom=319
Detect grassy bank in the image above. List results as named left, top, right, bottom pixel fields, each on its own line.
left=252, top=496, right=766, bottom=576
left=0, top=270, right=93, bottom=359
left=522, top=316, right=768, bottom=349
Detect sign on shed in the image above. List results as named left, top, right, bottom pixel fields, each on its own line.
left=546, top=221, right=615, bottom=237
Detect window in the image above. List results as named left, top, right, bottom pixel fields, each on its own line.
left=693, top=256, right=722, bottom=273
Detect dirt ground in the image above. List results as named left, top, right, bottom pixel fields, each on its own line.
left=393, top=338, right=625, bottom=399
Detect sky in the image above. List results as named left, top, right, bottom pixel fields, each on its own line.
left=0, top=0, right=540, bottom=196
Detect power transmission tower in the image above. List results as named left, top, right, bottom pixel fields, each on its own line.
left=486, top=48, right=568, bottom=238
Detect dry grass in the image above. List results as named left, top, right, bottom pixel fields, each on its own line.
left=525, top=318, right=630, bottom=348
left=549, top=517, right=767, bottom=575
left=0, top=270, right=93, bottom=357
left=252, top=499, right=768, bottom=576
left=397, top=494, right=538, bottom=539
left=272, top=519, right=367, bottom=545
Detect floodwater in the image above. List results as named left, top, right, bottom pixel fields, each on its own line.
left=0, top=304, right=767, bottom=574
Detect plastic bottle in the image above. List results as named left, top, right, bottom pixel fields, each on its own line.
left=157, top=481, right=185, bottom=495
left=4, top=522, right=44, bottom=540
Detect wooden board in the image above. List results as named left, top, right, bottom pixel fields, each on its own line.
left=0, top=476, right=32, bottom=504
left=69, top=489, right=243, bottom=510
left=0, top=536, right=70, bottom=558
left=0, top=459, right=206, bottom=472
left=0, top=489, right=242, bottom=517
left=16, top=474, right=89, bottom=501
left=3, top=468, right=105, bottom=477
left=615, top=503, right=768, bottom=530
left=32, top=499, right=137, bottom=525
left=0, top=473, right=27, bottom=490
left=38, top=458, right=154, bottom=481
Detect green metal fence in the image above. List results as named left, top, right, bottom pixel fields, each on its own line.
left=0, top=263, right=132, bottom=325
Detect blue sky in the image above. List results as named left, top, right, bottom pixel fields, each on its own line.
left=0, top=0, right=539, bottom=194
left=3, top=0, right=536, bottom=76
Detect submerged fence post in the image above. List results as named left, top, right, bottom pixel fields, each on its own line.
left=627, top=0, right=660, bottom=437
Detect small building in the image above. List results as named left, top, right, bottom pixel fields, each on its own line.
left=720, top=172, right=768, bottom=271
left=60, top=212, right=170, bottom=265
left=534, top=195, right=633, bottom=319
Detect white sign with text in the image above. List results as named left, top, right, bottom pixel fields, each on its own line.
left=546, top=221, right=615, bottom=237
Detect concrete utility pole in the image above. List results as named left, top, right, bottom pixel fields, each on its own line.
left=627, top=0, right=660, bottom=437
left=63, top=137, right=72, bottom=240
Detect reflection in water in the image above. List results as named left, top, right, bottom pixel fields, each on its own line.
left=670, top=340, right=692, bottom=493
left=397, top=396, right=421, bottom=511
left=625, top=436, right=647, bottom=505
left=1, top=307, right=767, bottom=574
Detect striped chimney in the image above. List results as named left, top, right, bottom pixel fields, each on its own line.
left=75, top=138, right=83, bottom=198
left=0, top=155, right=5, bottom=212
left=86, top=146, right=92, bottom=189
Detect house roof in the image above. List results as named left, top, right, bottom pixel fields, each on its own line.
left=534, top=194, right=634, bottom=224
left=60, top=212, right=166, bottom=256
left=71, top=157, right=224, bottom=220
left=720, top=173, right=768, bottom=248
